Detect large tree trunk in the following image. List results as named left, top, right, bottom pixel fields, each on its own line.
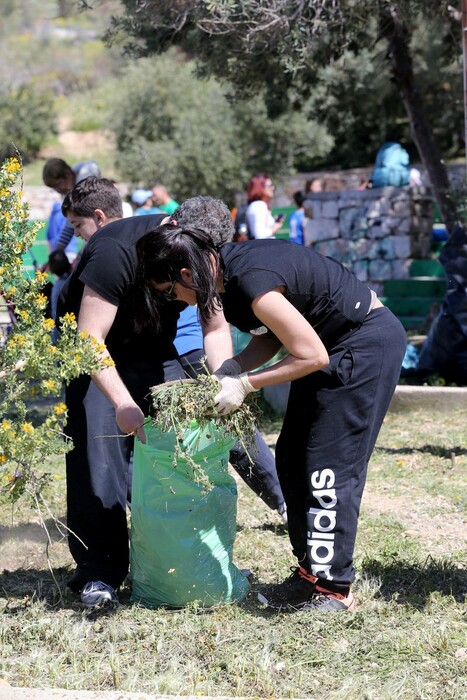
left=379, top=4, right=457, bottom=233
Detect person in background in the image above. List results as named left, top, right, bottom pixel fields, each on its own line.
left=357, top=176, right=372, bottom=191
left=151, top=183, right=179, bottom=215
left=42, top=158, right=101, bottom=252
left=302, top=178, right=323, bottom=231
left=122, top=198, right=134, bottom=218
left=48, top=250, right=71, bottom=344
left=409, top=168, right=423, bottom=187
left=46, top=201, right=78, bottom=262
left=109, top=180, right=133, bottom=218
left=288, top=191, right=305, bottom=246
left=304, top=177, right=323, bottom=194
left=131, top=189, right=162, bottom=216
left=135, top=227, right=406, bottom=614
left=246, top=174, right=285, bottom=240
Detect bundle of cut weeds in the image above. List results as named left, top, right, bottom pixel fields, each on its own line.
left=149, top=369, right=260, bottom=483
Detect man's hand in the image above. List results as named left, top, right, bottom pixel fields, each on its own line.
left=116, top=403, right=146, bottom=443
left=213, top=373, right=257, bottom=415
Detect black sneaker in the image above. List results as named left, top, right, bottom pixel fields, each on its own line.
left=257, top=567, right=317, bottom=610
left=299, top=588, right=356, bottom=612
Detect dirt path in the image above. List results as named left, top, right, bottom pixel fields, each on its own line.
left=361, top=490, right=466, bottom=556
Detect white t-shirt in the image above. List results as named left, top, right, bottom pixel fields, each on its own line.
left=246, top=200, right=275, bottom=239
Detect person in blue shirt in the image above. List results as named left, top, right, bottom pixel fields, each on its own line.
left=46, top=201, right=78, bottom=260
left=131, top=189, right=163, bottom=216
left=288, top=191, right=305, bottom=246
left=42, top=158, right=101, bottom=253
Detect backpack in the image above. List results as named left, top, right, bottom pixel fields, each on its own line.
left=233, top=203, right=251, bottom=242
left=371, top=142, right=410, bottom=188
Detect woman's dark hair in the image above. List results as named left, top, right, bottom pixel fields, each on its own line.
left=135, top=223, right=222, bottom=330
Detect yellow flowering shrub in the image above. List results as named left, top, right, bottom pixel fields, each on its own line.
left=0, top=157, right=104, bottom=501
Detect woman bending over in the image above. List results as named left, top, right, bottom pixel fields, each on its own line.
left=135, top=225, right=406, bottom=613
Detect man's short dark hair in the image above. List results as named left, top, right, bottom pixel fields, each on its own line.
left=293, top=190, right=305, bottom=208
left=42, top=158, right=73, bottom=187
left=173, top=195, right=234, bottom=247
left=61, top=177, right=123, bottom=219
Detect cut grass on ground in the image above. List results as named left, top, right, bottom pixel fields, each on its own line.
left=0, top=408, right=466, bottom=699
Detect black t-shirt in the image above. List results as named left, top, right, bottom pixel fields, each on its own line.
left=220, top=239, right=373, bottom=348
left=58, top=214, right=180, bottom=373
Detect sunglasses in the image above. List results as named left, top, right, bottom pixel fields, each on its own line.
left=156, top=278, right=177, bottom=301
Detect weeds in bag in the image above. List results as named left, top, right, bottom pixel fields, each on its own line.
left=149, top=364, right=260, bottom=487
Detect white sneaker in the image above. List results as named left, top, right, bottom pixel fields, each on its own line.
left=80, top=581, right=118, bottom=608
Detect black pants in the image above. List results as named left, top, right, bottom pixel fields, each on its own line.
left=275, top=307, right=406, bottom=593
left=64, top=359, right=177, bottom=592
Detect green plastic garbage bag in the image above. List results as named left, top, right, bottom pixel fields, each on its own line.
left=130, top=420, right=250, bottom=608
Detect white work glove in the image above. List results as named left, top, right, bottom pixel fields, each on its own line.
left=213, top=373, right=257, bottom=415
left=214, top=358, right=242, bottom=377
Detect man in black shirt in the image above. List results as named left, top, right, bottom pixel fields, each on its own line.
left=58, top=179, right=180, bottom=607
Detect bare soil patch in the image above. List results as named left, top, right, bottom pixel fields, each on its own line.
left=40, top=128, right=115, bottom=160
left=361, top=490, right=466, bottom=556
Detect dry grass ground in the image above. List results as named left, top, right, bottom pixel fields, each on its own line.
left=0, top=407, right=466, bottom=699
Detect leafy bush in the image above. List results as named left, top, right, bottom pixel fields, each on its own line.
left=108, top=52, right=331, bottom=202
left=0, top=85, right=57, bottom=163
left=0, top=157, right=104, bottom=503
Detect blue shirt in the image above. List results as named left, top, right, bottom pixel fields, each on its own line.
left=47, top=202, right=78, bottom=255
left=134, top=206, right=163, bottom=216
left=288, top=208, right=305, bottom=245
left=174, top=306, right=204, bottom=355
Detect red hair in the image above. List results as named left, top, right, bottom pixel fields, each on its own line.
left=246, top=173, right=272, bottom=205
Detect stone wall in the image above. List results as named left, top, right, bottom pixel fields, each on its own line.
left=303, top=185, right=434, bottom=295
left=22, top=183, right=435, bottom=298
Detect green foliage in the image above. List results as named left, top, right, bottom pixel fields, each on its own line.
left=0, top=85, right=57, bottom=163
left=301, top=20, right=463, bottom=170
left=104, top=1, right=456, bottom=98
left=102, top=0, right=464, bottom=171
left=108, top=52, right=331, bottom=200
left=63, top=83, right=115, bottom=131
left=0, top=1, right=123, bottom=98
left=0, top=157, right=104, bottom=502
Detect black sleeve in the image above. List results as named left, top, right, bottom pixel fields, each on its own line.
left=79, top=238, right=133, bottom=306
left=236, top=268, right=287, bottom=303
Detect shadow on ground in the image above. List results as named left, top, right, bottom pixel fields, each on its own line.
left=376, top=444, right=467, bottom=457
left=360, top=556, right=466, bottom=606
left=1, top=555, right=465, bottom=619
